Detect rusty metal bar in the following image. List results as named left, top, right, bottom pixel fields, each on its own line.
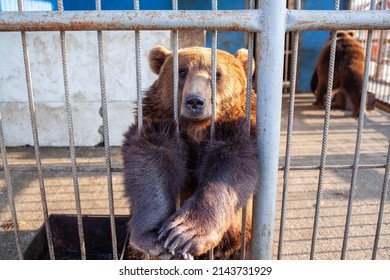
left=286, top=10, right=390, bottom=31
left=1, top=10, right=390, bottom=32
left=0, top=10, right=262, bottom=32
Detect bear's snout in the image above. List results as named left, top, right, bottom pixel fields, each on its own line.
left=185, top=94, right=206, bottom=115
left=180, top=73, right=212, bottom=121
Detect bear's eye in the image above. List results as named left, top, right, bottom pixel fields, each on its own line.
left=216, top=71, right=222, bottom=80
left=179, top=68, right=188, bottom=79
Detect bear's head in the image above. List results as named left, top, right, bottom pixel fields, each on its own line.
left=148, top=46, right=254, bottom=125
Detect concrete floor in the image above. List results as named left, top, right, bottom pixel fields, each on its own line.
left=0, top=93, right=389, bottom=260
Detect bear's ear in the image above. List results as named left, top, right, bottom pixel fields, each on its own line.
left=149, top=45, right=172, bottom=75
left=234, top=48, right=255, bottom=77
left=348, top=31, right=355, bottom=37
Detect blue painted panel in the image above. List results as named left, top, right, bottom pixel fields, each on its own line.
left=63, top=0, right=95, bottom=10
left=179, top=0, right=246, bottom=10
left=0, top=0, right=57, bottom=11
left=299, top=30, right=330, bottom=92
left=63, top=0, right=172, bottom=10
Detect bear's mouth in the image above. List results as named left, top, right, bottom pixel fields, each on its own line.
left=181, top=112, right=212, bottom=122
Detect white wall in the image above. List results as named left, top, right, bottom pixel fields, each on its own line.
left=0, top=30, right=170, bottom=146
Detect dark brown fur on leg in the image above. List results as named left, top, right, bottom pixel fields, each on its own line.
left=121, top=119, right=187, bottom=258
left=158, top=119, right=259, bottom=259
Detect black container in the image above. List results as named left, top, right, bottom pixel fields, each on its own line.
left=23, top=214, right=129, bottom=260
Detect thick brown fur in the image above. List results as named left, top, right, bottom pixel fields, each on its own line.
left=121, top=46, right=258, bottom=260
left=310, top=31, right=365, bottom=117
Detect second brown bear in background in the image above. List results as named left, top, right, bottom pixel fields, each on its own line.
left=310, top=31, right=365, bottom=117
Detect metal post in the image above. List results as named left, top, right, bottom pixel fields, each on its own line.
left=252, top=0, right=286, bottom=260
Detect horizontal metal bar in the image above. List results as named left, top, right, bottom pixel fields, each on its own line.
left=1, top=10, right=389, bottom=32
left=278, top=164, right=387, bottom=171
left=0, top=163, right=387, bottom=173
left=0, top=165, right=123, bottom=172
left=287, top=10, right=390, bottom=31
left=0, top=10, right=262, bottom=32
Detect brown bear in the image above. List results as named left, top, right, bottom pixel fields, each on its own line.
left=121, top=46, right=258, bottom=260
left=310, top=31, right=365, bottom=117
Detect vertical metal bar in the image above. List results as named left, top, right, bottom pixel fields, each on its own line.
left=134, top=0, right=148, bottom=260
left=0, top=113, right=23, bottom=259
left=377, top=0, right=388, bottom=103
left=252, top=0, right=286, bottom=260
left=372, top=140, right=390, bottom=259
left=310, top=0, right=340, bottom=261
left=209, top=0, right=218, bottom=141
left=172, top=0, right=179, bottom=134
left=278, top=0, right=301, bottom=260
left=239, top=1, right=256, bottom=261
left=134, top=0, right=143, bottom=129
left=373, top=31, right=381, bottom=100
left=341, top=0, right=375, bottom=260
left=240, top=0, right=255, bottom=260
left=95, top=0, right=118, bottom=260
left=373, top=0, right=385, bottom=102
left=171, top=0, right=181, bottom=219
left=244, top=0, right=256, bottom=138
left=208, top=0, right=218, bottom=261
left=374, top=35, right=383, bottom=101
left=57, top=0, right=86, bottom=260
left=383, top=33, right=390, bottom=104
left=134, top=0, right=150, bottom=261
left=283, top=32, right=290, bottom=88
left=17, top=0, right=55, bottom=260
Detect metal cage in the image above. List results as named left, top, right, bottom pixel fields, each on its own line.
left=0, top=0, right=389, bottom=260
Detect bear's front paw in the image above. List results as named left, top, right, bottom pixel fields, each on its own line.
left=157, top=209, right=222, bottom=259
left=129, top=231, right=172, bottom=260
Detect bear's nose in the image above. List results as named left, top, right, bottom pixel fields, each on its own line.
left=185, top=94, right=205, bottom=114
